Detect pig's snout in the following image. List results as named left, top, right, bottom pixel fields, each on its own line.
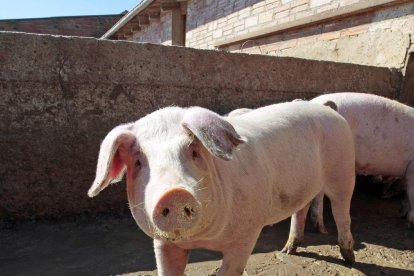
left=152, top=188, right=201, bottom=233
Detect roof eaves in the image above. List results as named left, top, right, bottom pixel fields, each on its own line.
left=0, top=14, right=125, bottom=22
left=101, top=0, right=155, bottom=39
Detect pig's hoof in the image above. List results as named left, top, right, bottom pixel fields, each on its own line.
left=207, top=267, right=220, bottom=276
left=340, top=248, right=355, bottom=265
left=318, top=224, right=328, bottom=234
left=281, top=237, right=301, bottom=254
left=408, top=219, right=414, bottom=229
left=312, top=221, right=328, bottom=234
left=399, top=199, right=410, bottom=218
left=399, top=207, right=408, bottom=218
left=309, top=213, right=328, bottom=234
left=407, top=211, right=414, bottom=229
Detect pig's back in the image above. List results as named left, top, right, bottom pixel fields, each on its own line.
left=225, top=101, right=353, bottom=223
left=312, top=92, right=414, bottom=176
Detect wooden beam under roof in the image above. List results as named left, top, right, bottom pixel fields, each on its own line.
left=149, top=11, right=161, bottom=22
left=146, top=5, right=161, bottom=13
left=160, top=0, right=181, bottom=11
left=171, top=7, right=185, bottom=46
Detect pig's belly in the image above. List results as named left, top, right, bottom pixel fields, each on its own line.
left=264, top=183, right=322, bottom=226
left=354, top=134, right=414, bottom=176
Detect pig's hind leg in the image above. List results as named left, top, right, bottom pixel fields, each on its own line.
left=281, top=203, right=311, bottom=254
left=325, top=182, right=355, bottom=264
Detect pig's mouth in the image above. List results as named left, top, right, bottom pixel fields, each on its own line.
left=152, top=205, right=204, bottom=242
left=153, top=227, right=194, bottom=242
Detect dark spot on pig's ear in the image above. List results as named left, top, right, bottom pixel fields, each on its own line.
left=135, top=159, right=141, bottom=168
left=192, top=150, right=199, bottom=159
left=323, top=100, right=338, bottom=111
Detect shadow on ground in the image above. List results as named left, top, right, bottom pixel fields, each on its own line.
left=1, top=180, right=413, bottom=276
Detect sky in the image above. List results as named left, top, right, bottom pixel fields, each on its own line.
left=0, top=0, right=140, bottom=20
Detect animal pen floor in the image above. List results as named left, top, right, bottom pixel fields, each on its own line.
left=1, top=181, right=414, bottom=276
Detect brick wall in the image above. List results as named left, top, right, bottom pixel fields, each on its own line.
left=224, top=1, right=414, bottom=70
left=181, top=0, right=413, bottom=69
left=187, top=0, right=410, bottom=48
left=185, top=0, right=382, bottom=49
left=131, top=12, right=172, bottom=45
left=122, top=1, right=412, bottom=69
left=186, top=0, right=264, bottom=49
left=0, top=14, right=123, bottom=38
left=122, top=0, right=412, bottom=68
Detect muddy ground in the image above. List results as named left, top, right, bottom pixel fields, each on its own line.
left=1, top=181, right=414, bottom=276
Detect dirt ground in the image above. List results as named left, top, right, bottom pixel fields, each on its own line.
left=1, top=180, right=414, bottom=276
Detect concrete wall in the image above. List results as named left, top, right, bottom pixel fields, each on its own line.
left=0, top=31, right=402, bottom=220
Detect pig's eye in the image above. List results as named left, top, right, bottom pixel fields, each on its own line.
left=192, top=150, right=199, bottom=159
left=135, top=159, right=141, bottom=168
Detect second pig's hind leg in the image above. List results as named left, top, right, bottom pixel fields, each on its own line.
left=310, top=192, right=328, bottom=234
left=281, top=203, right=311, bottom=254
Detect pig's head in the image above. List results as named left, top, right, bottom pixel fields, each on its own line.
left=88, top=107, right=246, bottom=242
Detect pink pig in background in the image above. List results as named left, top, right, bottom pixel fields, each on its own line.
left=310, top=92, right=414, bottom=232
left=88, top=102, right=356, bottom=275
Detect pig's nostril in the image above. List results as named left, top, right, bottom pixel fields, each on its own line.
left=162, top=208, right=170, bottom=217
left=184, top=206, right=195, bottom=217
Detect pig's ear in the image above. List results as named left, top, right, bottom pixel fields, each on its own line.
left=88, top=124, right=136, bottom=197
left=181, top=107, right=247, bottom=161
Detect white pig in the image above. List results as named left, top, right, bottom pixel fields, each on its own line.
left=88, top=102, right=356, bottom=276
left=310, top=92, right=414, bottom=231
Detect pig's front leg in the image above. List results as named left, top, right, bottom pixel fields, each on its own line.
left=154, top=239, right=189, bottom=276
left=217, top=229, right=261, bottom=276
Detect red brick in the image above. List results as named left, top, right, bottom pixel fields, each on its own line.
left=340, top=24, right=369, bottom=36
left=319, top=30, right=341, bottom=40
